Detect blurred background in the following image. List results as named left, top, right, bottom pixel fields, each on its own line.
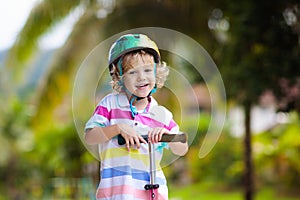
left=0, top=0, right=299, bottom=199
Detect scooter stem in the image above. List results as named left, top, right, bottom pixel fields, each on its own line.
left=144, top=142, right=159, bottom=200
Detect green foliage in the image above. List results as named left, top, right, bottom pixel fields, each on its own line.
left=165, top=113, right=243, bottom=188
left=169, top=182, right=300, bottom=200
left=186, top=129, right=243, bottom=187
left=0, top=100, right=34, bottom=198
left=2, top=0, right=300, bottom=199
left=253, top=112, right=300, bottom=195
left=169, top=112, right=300, bottom=197
left=33, top=125, right=85, bottom=177
left=169, top=182, right=243, bottom=200
left=0, top=98, right=92, bottom=199
left=220, top=0, right=300, bottom=104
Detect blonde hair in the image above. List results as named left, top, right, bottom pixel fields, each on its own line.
left=110, top=50, right=169, bottom=93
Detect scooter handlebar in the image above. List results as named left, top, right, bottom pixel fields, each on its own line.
left=117, top=133, right=187, bottom=145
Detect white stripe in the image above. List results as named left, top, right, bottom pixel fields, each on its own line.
left=110, top=118, right=133, bottom=125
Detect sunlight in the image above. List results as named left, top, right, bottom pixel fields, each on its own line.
left=0, top=0, right=40, bottom=50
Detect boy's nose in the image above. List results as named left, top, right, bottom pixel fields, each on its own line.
left=138, top=71, right=146, bottom=80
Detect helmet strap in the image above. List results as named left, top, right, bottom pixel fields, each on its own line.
left=129, top=95, right=152, bottom=118
left=117, top=58, right=123, bottom=76
left=148, top=63, right=157, bottom=96
left=129, top=96, right=138, bottom=118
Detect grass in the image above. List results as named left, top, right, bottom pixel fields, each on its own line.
left=169, top=182, right=299, bottom=200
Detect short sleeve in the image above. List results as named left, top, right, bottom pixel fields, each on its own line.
left=153, top=106, right=180, bottom=153
left=84, top=94, right=112, bottom=132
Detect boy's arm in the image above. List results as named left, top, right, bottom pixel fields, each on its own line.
left=148, top=127, right=188, bottom=156
left=85, top=124, right=120, bottom=145
left=169, top=142, right=188, bottom=156
left=85, top=124, right=147, bottom=151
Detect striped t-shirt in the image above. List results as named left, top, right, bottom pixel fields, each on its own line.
left=85, top=92, right=179, bottom=200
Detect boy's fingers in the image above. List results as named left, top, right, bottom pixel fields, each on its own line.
left=155, top=128, right=165, bottom=143
left=147, top=131, right=152, bottom=142
left=155, top=133, right=160, bottom=143
left=129, top=137, right=135, bottom=146
left=148, top=128, right=158, bottom=143
left=139, top=135, right=147, bottom=144
left=149, top=131, right=155, bottom=143
left=134, top=136, right=141, bottom=148
left=158, top=132, right=163, bottom=141
left=125, top=140, right=130, bottom=151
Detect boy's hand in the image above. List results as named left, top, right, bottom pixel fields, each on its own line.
left=118, top=123, right=147, bottom=151
left=148, top=127, right=171, bottom=143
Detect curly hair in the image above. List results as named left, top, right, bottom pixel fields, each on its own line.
left=110, top=50, right=169, bottom=93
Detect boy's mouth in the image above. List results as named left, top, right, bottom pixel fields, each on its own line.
left=137, top=83, right=149, bottom=88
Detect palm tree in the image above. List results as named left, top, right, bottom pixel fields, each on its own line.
left=2, top=0, right=214, bottom=198
left=4, top=0, right=214, bottom=131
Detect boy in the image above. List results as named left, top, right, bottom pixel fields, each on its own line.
left=85, top=34, right=188, bottom=199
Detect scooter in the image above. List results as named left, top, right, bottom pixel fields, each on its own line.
left=118, top=133, right=187, bottom=200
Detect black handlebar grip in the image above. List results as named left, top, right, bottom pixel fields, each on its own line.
left=159, top=133, right=187, bottom=143
left=117, top=133, right=187, bottom=145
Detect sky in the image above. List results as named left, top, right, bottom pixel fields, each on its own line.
left=0, top=0, right=74, bottom=50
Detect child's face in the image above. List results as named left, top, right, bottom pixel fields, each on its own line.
left=122, top=54, right=156, bottom=98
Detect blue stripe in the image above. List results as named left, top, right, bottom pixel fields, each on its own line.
left=101, top=166, right=150, bottom=181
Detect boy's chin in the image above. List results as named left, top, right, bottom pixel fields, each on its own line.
left=134, top=93, right=149, bottom=98
left=133, top=89, right=153, bottom=97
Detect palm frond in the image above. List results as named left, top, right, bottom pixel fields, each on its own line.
left=31, top=9, right=105, bottom=131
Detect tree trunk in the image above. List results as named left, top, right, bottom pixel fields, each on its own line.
left=244, top=101, right=254, bottom=200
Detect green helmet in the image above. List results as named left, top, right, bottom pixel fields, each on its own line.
left=108, top=34, right=160, bottom=74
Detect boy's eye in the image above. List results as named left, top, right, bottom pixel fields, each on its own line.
left=128, top=70, right=136, bottom=75
left=145, top=68, right=152, bottom=73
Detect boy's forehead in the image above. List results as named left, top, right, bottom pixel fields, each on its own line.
left=124, top=53, right=154, bottom=69
left=128, top=62, right=154, bottom=70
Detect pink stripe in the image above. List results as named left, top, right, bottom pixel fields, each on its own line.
left=96, top=185, right=148, bottom=199
left=135, top=115, right=177, bottom=131
left=135, top=115, right=166, bottom=128
left=94, top=107, right=177, bottom=131
left=94, top=106, right=110, bottom=119
left=168, top=119, right=177, bottom=131
left=110, top=108, right=132, bottom=119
